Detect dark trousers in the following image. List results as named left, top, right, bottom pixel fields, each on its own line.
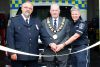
left=44, top=57, right=68, bottom=67
left=71, top=45, right=90, bottom=67
left=11, top=60, right=38, bottom=67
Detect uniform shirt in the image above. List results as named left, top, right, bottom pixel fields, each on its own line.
left=21, top=14, right=30, bottom=24
left=70, top=19, right=89, bottom=46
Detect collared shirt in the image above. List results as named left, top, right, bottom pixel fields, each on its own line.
left=52, top=18, right=59, bottom=29
left=21, top=14, right=30, bottom=24
left=70, top=19, right=89, bottom=45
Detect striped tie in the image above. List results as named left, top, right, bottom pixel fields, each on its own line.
left=54, top=19, right=57, bottom=30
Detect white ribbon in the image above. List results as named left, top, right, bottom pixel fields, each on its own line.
left=0, top=41, right=100, bottom=57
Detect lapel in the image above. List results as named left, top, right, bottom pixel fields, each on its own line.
left=28, top=17, right=34, bottom=26
left=49, top=17, right=53, bottom=27
left=58, top=17, right=62, bottom=28
left=19, top=15, right=33, bottom=27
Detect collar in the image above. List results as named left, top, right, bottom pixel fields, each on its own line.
left=21, top=14, right=30, bottom=21
left=52, top=17, right=59, bottom=28
left=52, top=17, right=59, bottom=22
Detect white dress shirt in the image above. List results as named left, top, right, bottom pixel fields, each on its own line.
left=52, top=18, right=59, bottom=29
left=21, top=14, right=30, bottom=24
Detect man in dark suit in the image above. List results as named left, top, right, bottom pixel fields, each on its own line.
left=6, top=1, right=55, bottom=67
left=42, top=3, right=70, bottom=67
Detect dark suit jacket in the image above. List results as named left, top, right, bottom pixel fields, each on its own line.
left=6, top=15, right=53, bottom=61
left=42, top=17, right=70, bottom=61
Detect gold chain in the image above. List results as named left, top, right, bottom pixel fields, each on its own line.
left=47, top=17, right=65, bottom=33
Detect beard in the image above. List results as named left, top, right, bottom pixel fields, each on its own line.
left=23, top=11, right=30, bottom=18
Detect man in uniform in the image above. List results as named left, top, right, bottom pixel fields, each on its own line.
left=6, top=1, right=55, bottom=67
left=57, top=6, right=89, bottom=67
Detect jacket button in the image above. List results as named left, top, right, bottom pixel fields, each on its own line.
left=30, top=38, right=31, bottom=40
left=29, top=33, right=31, bottom=35
left=28, top=28, right=30, bottom=30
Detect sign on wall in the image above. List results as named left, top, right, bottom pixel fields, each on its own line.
left=10, top=0, right=87, bottom=20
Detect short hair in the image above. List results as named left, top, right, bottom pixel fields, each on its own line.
left=70, top=6, right=80, bottom=12
left=50, top=3, right=60, bottom=10
left=22, top=1, right=33, bottom=7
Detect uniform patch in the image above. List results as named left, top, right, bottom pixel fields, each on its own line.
left=35, top=24, right=39, bottom=30
left=79, top=23, right=85, bottom=29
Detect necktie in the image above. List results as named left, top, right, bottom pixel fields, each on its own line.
left=54, top=19, right=57, bottom=30
left=26, top=19, right=28, bottom=24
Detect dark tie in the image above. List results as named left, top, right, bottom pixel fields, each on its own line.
left=54, top=19, right=57, bottom=30
left=26, top=19, right=28, bottom=24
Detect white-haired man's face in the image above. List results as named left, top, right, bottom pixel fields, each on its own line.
left=50, top=4, right=60, bottom=19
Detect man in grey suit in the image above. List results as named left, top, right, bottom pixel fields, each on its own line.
left=42, top=3, right=70, bottom=67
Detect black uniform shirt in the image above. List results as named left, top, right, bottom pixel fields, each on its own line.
left=70, top=19, right=89, bottom=46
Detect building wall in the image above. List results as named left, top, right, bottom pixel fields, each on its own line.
left=87, top=0, right=99, bottom=44
left=10, top=0, right=87, bottom=21
left=87, top=0, right=99, bottom=21
left=0, top=0, right=10, bottom=14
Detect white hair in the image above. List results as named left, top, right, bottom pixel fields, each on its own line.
left=50, top=3, right=60, bottom=10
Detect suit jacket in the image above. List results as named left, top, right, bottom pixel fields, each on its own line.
left=6, top=15, right=53, bottom=61
left=42, top=17, right=71, bottom=61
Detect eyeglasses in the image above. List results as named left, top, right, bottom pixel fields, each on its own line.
left=23, top=6, right=33, bottom=10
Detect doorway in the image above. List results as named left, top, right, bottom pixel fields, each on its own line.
left=16, top=6, right=72, bottom=21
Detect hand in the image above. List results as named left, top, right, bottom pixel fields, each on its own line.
left=49, top=43, right=57, bottom=53
left=11, top=54, right=17, bottom=61
left=56, top=44, right=65, bottom=52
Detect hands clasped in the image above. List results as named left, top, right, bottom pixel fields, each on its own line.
left=49, top=43, right=65, bottom=53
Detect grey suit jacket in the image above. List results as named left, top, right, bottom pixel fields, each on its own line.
left=42, top=17, right=71, bottom=61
